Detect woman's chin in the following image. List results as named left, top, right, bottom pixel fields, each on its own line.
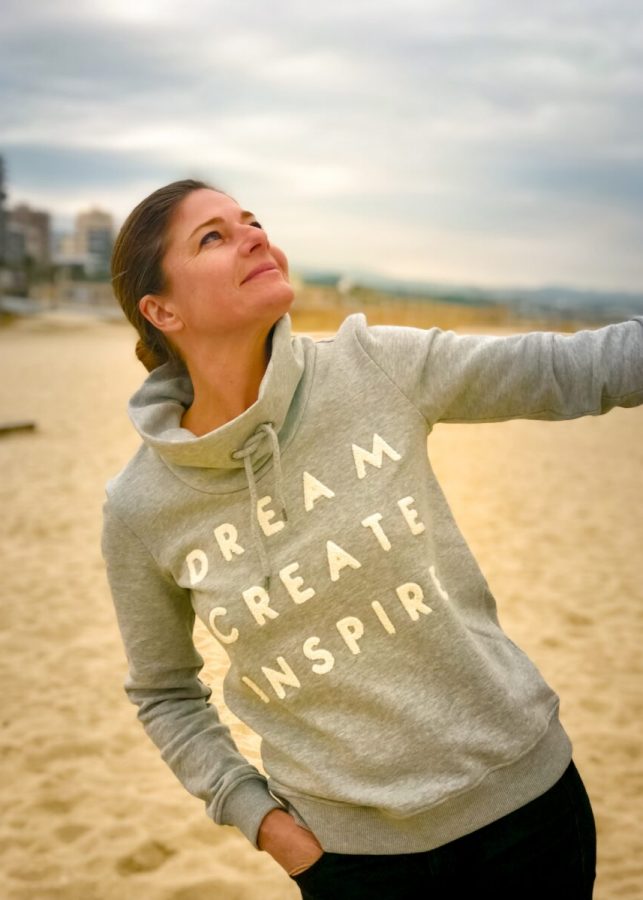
left=268, top=283, right=296, bottom=316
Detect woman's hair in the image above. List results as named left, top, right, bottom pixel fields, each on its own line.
left=111, top=178, right=216, bottom=371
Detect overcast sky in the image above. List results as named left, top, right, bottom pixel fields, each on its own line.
left=2, top=0, right=642, bottom=291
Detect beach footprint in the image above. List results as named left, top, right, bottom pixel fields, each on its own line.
left=54, top=821, right=90, bottom=843
left=116, top=837, right=176, bottom=875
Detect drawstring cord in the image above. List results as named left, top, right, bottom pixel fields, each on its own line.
left=231, top=422, right=287, bottom=588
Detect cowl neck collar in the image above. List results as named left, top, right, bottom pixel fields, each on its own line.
left=128, top=314, right=308, bottom=584
left=127, top=314, right=305, bottom=474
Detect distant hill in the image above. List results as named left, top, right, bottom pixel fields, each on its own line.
left=297, top=268, right=643, bottom=322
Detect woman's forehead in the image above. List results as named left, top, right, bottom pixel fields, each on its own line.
left=171, top=189, right=243, bottom=236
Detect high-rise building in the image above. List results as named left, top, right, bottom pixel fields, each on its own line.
left=75, top=207, right=114, bottom=276
left=9, top=203, right=51, bottom=269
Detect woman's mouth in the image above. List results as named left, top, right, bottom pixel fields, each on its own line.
left=242, top=263, right=279, bottom=284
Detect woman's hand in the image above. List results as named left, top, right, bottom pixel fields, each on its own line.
left=258, top=808, right=324, bottom=877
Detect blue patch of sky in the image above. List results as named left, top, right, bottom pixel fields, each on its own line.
left=2, top=145, right=175, bottom=193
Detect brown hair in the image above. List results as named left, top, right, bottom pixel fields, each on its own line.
left=111, top=178, right=216, bottom=371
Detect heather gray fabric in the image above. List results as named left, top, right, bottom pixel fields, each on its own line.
left=102, top=312, right=643, bottom=853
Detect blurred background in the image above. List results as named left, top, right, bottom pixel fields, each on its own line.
left=1, top=4, right=642, bottom=899
left=2, top=0, right=643, bottom=325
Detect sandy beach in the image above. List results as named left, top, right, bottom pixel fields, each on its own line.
left=0, top=312, right=641, bottom=899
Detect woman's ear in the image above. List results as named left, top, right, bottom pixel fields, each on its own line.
left=139, top=294, right=184, bottom=335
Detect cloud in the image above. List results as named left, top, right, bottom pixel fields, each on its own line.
left=1, top=0, right=642, bottom=290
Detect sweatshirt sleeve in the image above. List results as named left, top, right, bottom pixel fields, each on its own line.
left=101, top=501, right=284, bottom=847
left=352, top=314, right=643, bottom=425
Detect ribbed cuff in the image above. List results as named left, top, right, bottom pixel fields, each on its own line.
left=220, top=776, right=285, bottom=848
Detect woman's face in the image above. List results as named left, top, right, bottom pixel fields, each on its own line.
left=150, top=189, right=294, bottom=342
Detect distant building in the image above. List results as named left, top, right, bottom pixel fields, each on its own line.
left=8, top=203, right=51, bottom=270
left=52, top=232, right=88, bottom=275
left=4, top=225, right=26, bottom=266
left=0, top=159, right=56, bottom=295
left=74, top=207, right=114, bottom=276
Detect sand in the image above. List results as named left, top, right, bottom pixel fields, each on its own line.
left=0, top=313, right=641, bottom=899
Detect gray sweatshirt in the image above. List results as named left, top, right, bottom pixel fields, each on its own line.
left=102, top=313, right=643, bottom=855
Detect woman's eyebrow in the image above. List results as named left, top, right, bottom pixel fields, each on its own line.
left=188, top=210, right=255, bottom=241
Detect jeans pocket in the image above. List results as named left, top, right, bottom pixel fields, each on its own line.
left=290, top=852, right=328, bottom=883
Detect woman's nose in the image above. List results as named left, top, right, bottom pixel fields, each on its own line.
left=239, top=223, right=269, bottom=253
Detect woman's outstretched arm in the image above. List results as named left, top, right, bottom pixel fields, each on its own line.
left=349, top=314, right=643, bottom=425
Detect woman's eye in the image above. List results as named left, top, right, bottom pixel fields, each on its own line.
left=200, top=230, right=222, bottom=246
left=251, top=221, right=263, bottom=230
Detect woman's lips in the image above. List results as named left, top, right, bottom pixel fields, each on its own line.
left=242, top=263, right=279, bottom=284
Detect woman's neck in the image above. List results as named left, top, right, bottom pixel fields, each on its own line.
left=180, top=326, right=273, bottom=436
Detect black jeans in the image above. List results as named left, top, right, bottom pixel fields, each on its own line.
left=291, top=761, right=596, bottom=899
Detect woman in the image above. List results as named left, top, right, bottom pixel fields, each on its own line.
left=103, top=178, right=643, bottom=899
